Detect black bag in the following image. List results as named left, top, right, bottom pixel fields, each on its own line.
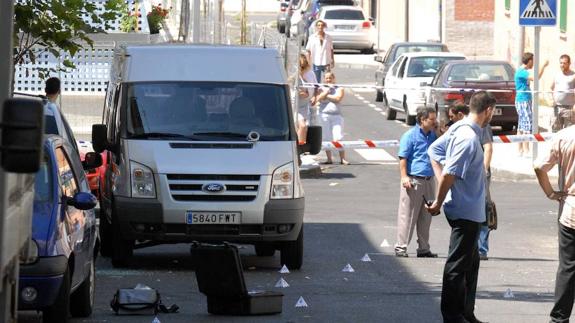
left=190, top=242, right=283, bottom=315
left=486, top=200, right=497, bottom=230
left=110, top=287, right=179, bottom=315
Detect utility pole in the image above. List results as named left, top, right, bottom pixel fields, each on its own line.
left=404, top=0, right=409, bottom=41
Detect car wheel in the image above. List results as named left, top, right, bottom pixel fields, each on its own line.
left=280, top=226, right=303, bottom=270
left=43, top=268, right=70, bottom=323
left=254, top=244, right=276, bottom=257
left=70, top=259, right=95, bottom=317
left=404, top=100, right=416, bottom=126
left=111, top=213, right=134, bottom=268
left=99, top=208, right=113, bottom=257
left=375, top=89, right=383, bottom=102
left=384, top=95, right=396, bottom=120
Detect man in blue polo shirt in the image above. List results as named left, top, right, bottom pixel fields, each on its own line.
left=394, top=107, right=438, bottom=258
left=427, top=91, right=495, bottom=323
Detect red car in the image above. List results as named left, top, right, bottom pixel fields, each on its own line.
left=78, top=141, right=107, bottom=198
left=425, top=60, right=518, bottom=131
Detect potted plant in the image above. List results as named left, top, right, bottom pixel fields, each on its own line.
left=147, top=4, right=170, bottom=34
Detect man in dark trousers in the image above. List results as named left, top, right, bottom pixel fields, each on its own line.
left=427, top=91, right=495, bottom=323
left=534, top=125, right=574, bottom=323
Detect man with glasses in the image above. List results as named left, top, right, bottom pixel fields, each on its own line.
left=306, top=19, right=334, bottom=83
left=427, top=92, right=495, bottom=323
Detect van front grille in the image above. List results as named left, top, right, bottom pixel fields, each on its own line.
left=167, top=173, right=261, bottom=202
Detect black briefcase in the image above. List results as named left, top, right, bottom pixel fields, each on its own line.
left=190, top=242, right=283, bottom=315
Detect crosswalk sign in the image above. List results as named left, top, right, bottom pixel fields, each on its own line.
left=519, top=0, right=557, bottom=26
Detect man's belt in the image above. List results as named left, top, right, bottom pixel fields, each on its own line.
left=410, top=175, right=433, bottom=180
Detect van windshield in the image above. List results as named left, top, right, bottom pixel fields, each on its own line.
left=125, top=82, right=291, bottom=141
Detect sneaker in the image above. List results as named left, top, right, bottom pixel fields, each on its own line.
left=395, top=250, right=408, bottom=257
left=417, top=251, right=438, bottom=258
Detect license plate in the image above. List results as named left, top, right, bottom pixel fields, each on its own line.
left=186, top=211, right=241, bottom=224
left=335, top=25, right=354, bottom=30
left=493, top=108, right=502, bottom=116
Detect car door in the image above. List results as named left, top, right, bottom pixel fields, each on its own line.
left=55, top=146, right=86, bottom=287
left=385, top=56, right=407, bottom=109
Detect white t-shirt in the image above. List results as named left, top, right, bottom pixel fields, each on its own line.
left=553, top=70, right=575, bottom=106
left=305, top=33, right=333, bottom=66
left=298, top=69, right=317, bottom=110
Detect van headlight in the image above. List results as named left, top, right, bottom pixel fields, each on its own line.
left=20, top=239, right=38, bottom=265
left=130, top=161, right=156, bottom=198
left=271, top=162, right=294, bottom=199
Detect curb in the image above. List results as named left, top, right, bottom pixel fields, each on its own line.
left=299, top=164, right=322, bottom=178
left=335, top=63, right=378, bottom=70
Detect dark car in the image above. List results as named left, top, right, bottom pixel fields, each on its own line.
left=374, top=42, right=449, bottom=102
left=424, top=60, right=518, bottom=131
left=277, top=0, right=291, bottom=34
left=19, top=135, right=99, bottom=322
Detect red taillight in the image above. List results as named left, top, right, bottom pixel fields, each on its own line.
left=444, top=93, right=464, bottom=101
left=280, top=6, right=286, bottom=12
left=362, top=21, right=371, bottom=28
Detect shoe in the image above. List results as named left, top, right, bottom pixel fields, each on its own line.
left=464, top=315, right=488, bottom=323
left=479, top=254, right=489, bottom=261
left=417, top=251, right=438, bottom=258
left=395, top=250, right=408, bottom=257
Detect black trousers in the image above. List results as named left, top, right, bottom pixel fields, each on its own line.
left=550, top=223, right=575, bottom=323
left=441, top=219, right=481, bottom=323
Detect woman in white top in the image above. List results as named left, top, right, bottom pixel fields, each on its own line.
left=317, top=72, right=348, bottom=165
left=297, top=54, right=317, bottom=144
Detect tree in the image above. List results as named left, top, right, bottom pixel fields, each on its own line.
left=13, top=0, right=123, bottom=78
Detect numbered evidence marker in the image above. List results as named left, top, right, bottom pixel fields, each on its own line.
left=342, top=264, right=355, bottom=273
left=504, top=288, right=515, bottom=298
left=361, top=253, right=372, bottom=262
left=295, top=296, right=309, bottom=308
left=380, top=239, right=390, bottom=248
left=274, top=277, right=290, bottom=288
left=279, top=265, right=290, bottom=274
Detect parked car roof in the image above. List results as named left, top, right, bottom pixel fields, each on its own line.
left=399, top=52, right=464, bottom=58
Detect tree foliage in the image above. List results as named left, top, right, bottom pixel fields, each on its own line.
left=14, top=0, right=123, bottom=78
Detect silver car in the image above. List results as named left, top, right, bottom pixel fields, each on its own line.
left=308, top=5, right=375, bottom=53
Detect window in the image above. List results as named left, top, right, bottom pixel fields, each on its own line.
left=55, top=148, right=78, bottom=197
left=324, top=9, right=364, bottom=20
left=505, top=0, right=510, bottom=11
left=447, top=63, right=514, bottom=82
left=34, top=154, right=53, bottom=203
left=393, top=45, right=445, bottom=64
left=560, top=0, right=567, bottom=33
left=406, top=56, right=465, bottom=78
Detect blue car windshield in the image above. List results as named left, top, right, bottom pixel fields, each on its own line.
left=125, top=82, right=292, bottom=141
left=34, top=155, right=53, bottom=202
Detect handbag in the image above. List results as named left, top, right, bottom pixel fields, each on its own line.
left=486, top=200, right=497, bottom=230
left=110, top=287, right=179, bottom=315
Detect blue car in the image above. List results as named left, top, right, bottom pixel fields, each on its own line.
left=19, top=135, right=99, bottom=323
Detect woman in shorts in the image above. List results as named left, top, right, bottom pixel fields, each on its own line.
left=297, top=54, right=317, bottom=144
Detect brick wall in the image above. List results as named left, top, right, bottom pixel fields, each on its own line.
left=444, top=0, right=494, bottom=58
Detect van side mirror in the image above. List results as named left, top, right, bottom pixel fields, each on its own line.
left=92, top=124, right=109, bottom=153
left=1, top=98, right=44, bottom=173
left=82, top=152, right=103, bottom=170
left=298, top=125, right=322, bottom=155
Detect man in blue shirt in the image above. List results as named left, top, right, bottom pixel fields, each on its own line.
left=394, top=107, right=438, bottom=258
left=427, top=91, right=495, bottom=323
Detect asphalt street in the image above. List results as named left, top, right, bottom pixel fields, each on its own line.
left=20, top=23, right=569, bottom=323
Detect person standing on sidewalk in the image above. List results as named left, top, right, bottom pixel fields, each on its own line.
left=534, top=126, right=575, bottom=323
left=426, top=91, right=495, bottom=323
left=551, top=54, right=575, bottom=132
left=44, top=77, right=61, bottom=108
left=306, top=19, right=334, bottom=83
left=515, top=52, right=549, bottom=157
left=317, top=72, right=347, bottom=165
left=394, top=107, right=438, bottom=258
left=297, top=53, right=318, bottom=144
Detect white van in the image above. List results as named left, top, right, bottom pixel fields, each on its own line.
left=92, top=44, right=320, bottom=270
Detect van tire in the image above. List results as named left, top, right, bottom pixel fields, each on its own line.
left=111, top=216, right=133, bottom=268
left=70, top=259, right=95, bottom=317
left=255, top=244, right=276, bottom=257
left=280, top=227, right=303, bottom=270
left=43, top=268, right=70, bottom=323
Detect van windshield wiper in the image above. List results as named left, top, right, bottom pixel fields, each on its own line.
left=130, top=132, right=196, bottom=139
left=191, top=132, right=248, bottom=138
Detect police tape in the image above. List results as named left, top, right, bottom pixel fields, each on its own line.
left=321, top=133, right=555, bottom=150
left=298, top=81, right=575, bottom=95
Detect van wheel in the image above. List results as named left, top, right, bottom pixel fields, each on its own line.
left=384, top=95, right=396, bottom=120
left=70, top=259, right=95, bottom=317
left=280, top=227, right=303, bottom=270
left=43, top=268, right=70, bottom=323
left=111, top=216, right=133, bottom=268
left=254, top=244, right=276, bottom=257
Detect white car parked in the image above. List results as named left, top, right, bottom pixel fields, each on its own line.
left=383, top=52, right=466, bottom=125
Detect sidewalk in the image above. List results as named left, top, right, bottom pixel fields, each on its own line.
left=491, top=105, right=558, bottom=181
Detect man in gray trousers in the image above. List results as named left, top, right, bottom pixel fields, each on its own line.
left=394, top=107, right=438, bottom=258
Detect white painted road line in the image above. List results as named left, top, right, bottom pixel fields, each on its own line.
left=394, top=120, right=403, bottom=124
left=354, top=149, right=397, bottom=162
left=374, top=107, right=382, bottom=112
left=380, top=112, right=386, bottom=116
left=368, top=103, right=376, bottom=108
left=357, top=96, right=364, bottom=100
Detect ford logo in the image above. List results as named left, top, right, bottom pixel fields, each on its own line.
left=203, top=183, right=225, bottom=193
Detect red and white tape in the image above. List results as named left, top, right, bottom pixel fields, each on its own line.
left=322, top=133, right=555, bottom=150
